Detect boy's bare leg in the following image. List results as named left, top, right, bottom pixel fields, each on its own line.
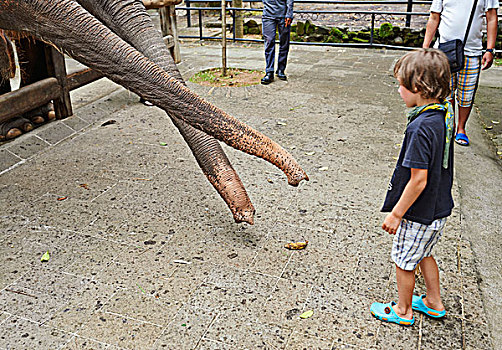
left=394, top=265, right=414, bottom=319
left=419, top=256, right=445, bottom=311
left=456, top=105, right=472, bottom=136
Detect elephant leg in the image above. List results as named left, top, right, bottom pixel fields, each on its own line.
left=76, top=0, right=255, bottom=223
left=0, top=0, right=308, bottom=186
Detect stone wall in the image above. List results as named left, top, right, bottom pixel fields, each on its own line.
left=243, top=19, right=502, bottom=57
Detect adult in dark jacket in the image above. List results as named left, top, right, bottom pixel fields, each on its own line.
left=261, top=0, right=294, bottom=84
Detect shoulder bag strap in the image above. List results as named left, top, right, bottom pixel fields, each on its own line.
left=464, top=0, right=479, bottom=44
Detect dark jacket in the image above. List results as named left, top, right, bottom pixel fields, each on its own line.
left=263, top=0, right=294, bottom=19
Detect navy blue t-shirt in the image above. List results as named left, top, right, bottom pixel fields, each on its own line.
left=381, top=109, right=454, bottom=225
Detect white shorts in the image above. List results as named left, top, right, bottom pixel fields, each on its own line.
left=391, top=218, right=447, bottom=271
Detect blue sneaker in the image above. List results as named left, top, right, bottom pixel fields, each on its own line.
left=412, top=295, right=446, bottom=318
left=370, top=301, right=414, bottom=326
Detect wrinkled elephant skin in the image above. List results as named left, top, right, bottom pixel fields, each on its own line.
left=0, top=0, right=309, bottom=224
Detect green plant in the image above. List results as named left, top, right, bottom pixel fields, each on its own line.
left=296, top=21, right=305, bottom=35
left=305, top=20, right=314, bottom=35
left=190, top=69, right=216, bottom=83
left=329, top=27, right=344, bottom=38
left=379, top=22, right=394, bottom=39
left=324, top=35, right=342, bottom=43
left=353, top=37, right=369, bottom=43
left=357, top=31, right=371, bottom=40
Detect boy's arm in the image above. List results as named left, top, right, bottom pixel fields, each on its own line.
left=423, top=12, right=440, bottom=48
left=382, top=168, right=428, bottom=234
left=482, top=8, right=498, bottom=70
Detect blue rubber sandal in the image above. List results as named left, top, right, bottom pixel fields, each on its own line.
left=370, top=301, right=415, bottom=326
left=412, top=295, right=446, bottom=319
left=455, top=133, right=470, bottom=146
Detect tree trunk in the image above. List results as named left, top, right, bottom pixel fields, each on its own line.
left=232, top=0, right=243, bottom=39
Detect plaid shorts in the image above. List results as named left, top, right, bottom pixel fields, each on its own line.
left=450, top=56, right=481, bottom=108
left=391, top=217, right=447, bottom=271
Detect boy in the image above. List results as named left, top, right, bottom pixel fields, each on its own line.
left=370, top=49, right=455, bottom=326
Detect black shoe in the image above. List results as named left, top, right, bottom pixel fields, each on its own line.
left=261, top=72, right=274, bottom=85
left=276, top=70, right=287, bottom=80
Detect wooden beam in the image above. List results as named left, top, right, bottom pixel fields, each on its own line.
left=159, top=6, right=181, bottom=63
left=67, top=68, right=103, bottom=91
left=45, top=46, right=72, bottom=119
left=0, top=78, right=60, bottom=123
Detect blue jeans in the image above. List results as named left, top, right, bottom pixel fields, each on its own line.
left=262, top=17, right=291, bottom=74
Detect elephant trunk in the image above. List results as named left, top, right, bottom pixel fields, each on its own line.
left=76, top=0, right=255, bottom=223
left=77, top=0, right=183, bottom=82
left=1, top=0, right=308, bottom=186
left=171, top=117, right=255, bottom=224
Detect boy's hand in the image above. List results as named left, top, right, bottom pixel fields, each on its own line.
left=383, top=168, right=427, bottom=235
left=285, top=18, right=292, bottom=27
left=382, top=212, right=402, bottom=235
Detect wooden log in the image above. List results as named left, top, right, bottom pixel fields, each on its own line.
left=0, top=78, right=60, bottom=123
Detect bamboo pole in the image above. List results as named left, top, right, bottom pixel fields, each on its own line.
left=221, top=0, right=227, bottom=76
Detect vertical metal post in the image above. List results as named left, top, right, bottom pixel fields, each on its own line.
left=405, top=0, right=413, bottom=28
left=186, top=0, right=191, bottom=27
left=370, top=13, right=375, bottom=46
left=198, top=9, right=203, bottom=40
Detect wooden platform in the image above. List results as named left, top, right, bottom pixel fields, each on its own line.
left=0, top=1, right=181, bottom=125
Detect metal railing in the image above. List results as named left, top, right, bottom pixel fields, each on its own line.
left=182, top=0, right=432, bottom=28
left=176, top=2, right=432, bottom=50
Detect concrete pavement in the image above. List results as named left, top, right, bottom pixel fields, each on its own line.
left=0, top=42, right=501, bottom=349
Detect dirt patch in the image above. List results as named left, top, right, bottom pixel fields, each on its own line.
left=189, top=67, right=263, bottom=87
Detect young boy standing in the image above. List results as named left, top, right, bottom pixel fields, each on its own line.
left=370, top=49, right=455, bottom=326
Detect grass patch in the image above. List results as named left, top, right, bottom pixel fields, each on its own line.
left=189, top=67, right=264, bottom=87
left=494, top=58, right=502, bottom=66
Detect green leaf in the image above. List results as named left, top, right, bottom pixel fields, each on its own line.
left=136, top=283, right=146, bottom=294
left=41, top=251, right=50, bottom=262
left=299, top=310, right=314, bottom=319
left=159, top=142, right=167, bottom=146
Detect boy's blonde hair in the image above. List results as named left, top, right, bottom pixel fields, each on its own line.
left=394, top=48, right=451, bottom=100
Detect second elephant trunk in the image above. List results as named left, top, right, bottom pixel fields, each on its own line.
left=77, top=0, right=255, bottom=223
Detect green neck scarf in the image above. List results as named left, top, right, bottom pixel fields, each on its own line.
left=406, top=100, right=454, bottom=169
